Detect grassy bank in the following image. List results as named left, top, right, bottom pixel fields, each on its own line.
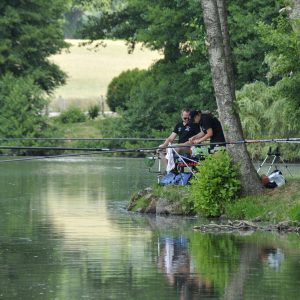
left=49, top=39, right=161, bottom=111
left=224, top=179, right=300, bottom=223
left=132, top=180, right=300, bottom=223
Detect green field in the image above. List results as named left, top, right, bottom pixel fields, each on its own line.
left=50, top=39, right=161, bottom=111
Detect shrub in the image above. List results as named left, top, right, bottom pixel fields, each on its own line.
left=59, top=106, right=86, bottom=123
left=188, top=150, right=241, bottom=217
left=88, top=104, right=100, bottom=119
left=0, top=74, right=60, bottom=154
left=106, top=68, right=146, bottom=112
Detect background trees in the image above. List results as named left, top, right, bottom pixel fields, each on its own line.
left=0, top=0, right=68, bottom=148
left=0, top=0, right=68, bottom=93
left=80, top=0, right=288, bottom=142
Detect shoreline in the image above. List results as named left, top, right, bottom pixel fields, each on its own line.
left=128, top=181, right=300, bottom=233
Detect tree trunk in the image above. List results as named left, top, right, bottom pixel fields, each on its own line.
left=290, top=0, right=300, bottom=21
left=216, top=0, right=235, bottom=96
left=201, top=0, right=263, bottom=195
left=223, top=244, right=261, bottom=300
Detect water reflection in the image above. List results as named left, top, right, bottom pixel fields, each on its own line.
left=0, top=158, right=300, bottom=299
left=157, top=236, right=215, bottom=299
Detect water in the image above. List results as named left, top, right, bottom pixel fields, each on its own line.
left=0, top=157, right=300, bottom=300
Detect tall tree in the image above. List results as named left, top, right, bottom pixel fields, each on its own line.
left=289, top=0, right=300, bottom=21
left=0, top=0, right=68, bottom=93
left=201, top=0, right=263, bottom=195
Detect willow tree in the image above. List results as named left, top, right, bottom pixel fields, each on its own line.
left=201, top=0, right=263, bottom=195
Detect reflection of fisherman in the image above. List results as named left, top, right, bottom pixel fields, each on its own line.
left=261, top=248, right=284, bottom=269
left=157, top=236, right=214, bottom=299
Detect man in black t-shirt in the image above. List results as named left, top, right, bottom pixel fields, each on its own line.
left=158, top=109, right=194, bottom=167
left=188, top=110, right=225, bottom=149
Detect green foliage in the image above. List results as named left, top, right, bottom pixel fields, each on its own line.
left=81, top=0, right=285, bottom=147
left=82, top=0, right=281, bottom=88
left=188, top=233, right=240, bottom=292
left=120, top=61, right=215, bottom=135
left=106, top=68, right=146, bottom=112
left=288, top=204, right=300, bottom=221
left=188, top=150, right=241, bottom=217
left=228, top=0, right=281, bottom=88
left=59, top=106, right=86, bottom=124
left=0, top=0, right=68, bottom=93
left=87, top=104, right=100, bottom=119
left=257, top=14, right=300, bottom=106
left=236, top=11, right=300, bottom=160
left=0, top=74, right=59, bottom=154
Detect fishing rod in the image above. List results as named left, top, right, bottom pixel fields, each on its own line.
left=1, top=137, right=300, bottom=151
left=0, top=137, right=299, bottom=164
left=230, top=137, right=300, bottom=144
left=0, top=152, right=103, bottom=163
left=1, top=136, right=300, bottom=148
left=0, top=137, right=165, bottom=141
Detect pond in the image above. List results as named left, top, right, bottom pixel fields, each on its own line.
left=0, top=157, right=300, bottom=299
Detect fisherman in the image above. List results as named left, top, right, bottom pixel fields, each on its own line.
left=188, top=110, right=225, bottom=151
left=157, top=108, right=194, bottom=167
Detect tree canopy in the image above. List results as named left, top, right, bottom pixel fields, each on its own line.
left=0, top=0, right=68, bottom=93
left=0, top=0, right=68, bottom=148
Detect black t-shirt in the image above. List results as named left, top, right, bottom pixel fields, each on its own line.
left=200, top=114, right=225, bottom=145
left=173, top=122, right=195, bottom=143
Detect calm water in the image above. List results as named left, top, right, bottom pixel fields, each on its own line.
left=0, top=157, right=300, bottom=300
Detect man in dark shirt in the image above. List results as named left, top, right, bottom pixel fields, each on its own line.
left=188, top=110, right=225, bottom=149
left=158, top=109, right=192, bottom=148
left=158, top=109, right=194, bottom=167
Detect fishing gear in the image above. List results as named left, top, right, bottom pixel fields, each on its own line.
left=257, top=146, right=293, bottom=177
left=0, top=137, right=165, bottom=142
left=0, top=152, right=104, bottom=163
left=0, top=136, right=299, bottom=164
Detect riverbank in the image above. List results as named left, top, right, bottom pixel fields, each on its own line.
left=128, top=180, right=300, bottom=225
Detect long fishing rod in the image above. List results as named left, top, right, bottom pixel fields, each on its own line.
left=1, top=137, right=300, bottom=152
left=0, top=138, right=300, bottom=163
left=0, top=147, right=161, bottom=164
left=0, top=137, right=300, bottom=150
left=0, top=137, right=299, bottom=164
left=0, top=137, right=165, bottom=141
left=0, top=151, right=103, bottom=163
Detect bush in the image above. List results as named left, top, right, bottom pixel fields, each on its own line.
left=88, top=104, right=100, bottom=119
left=59, top=106, right=86, bottom=123
left=188, top=150, right=241, bottom=217
left=0, top=74, right=60, bottom=154
left=106, top=68, right=146, bottom=112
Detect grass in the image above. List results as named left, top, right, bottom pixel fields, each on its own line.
left=225, top=179, right=300, bottom=222
left=49, top=39, right=162, bottom=111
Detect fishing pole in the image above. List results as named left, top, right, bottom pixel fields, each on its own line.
left=0, top=152, right=103, bottom=163
left=0, top=137, right=299, bottom=164
left=1, top=136, right=300, bottom=147
left=1, top=137, right=300, bottom=151
left=0, top=137, right=165, bottom=141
